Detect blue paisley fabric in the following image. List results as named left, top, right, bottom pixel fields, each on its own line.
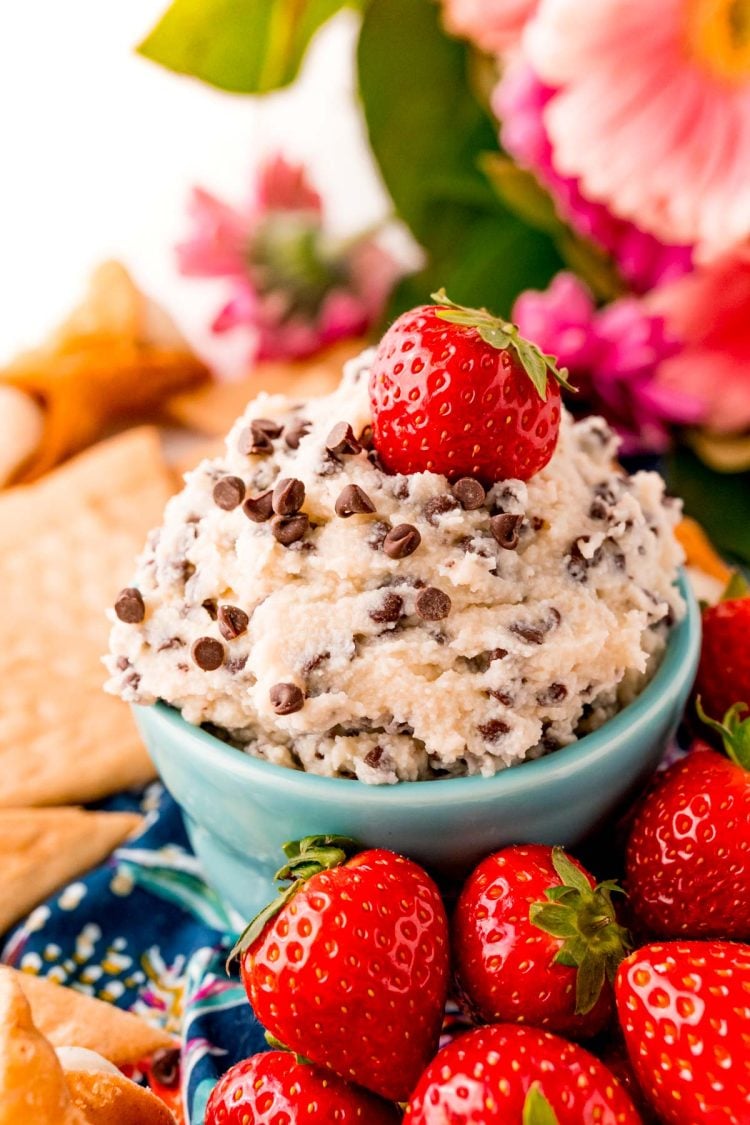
left=0, top=784, right=267, bottom=1125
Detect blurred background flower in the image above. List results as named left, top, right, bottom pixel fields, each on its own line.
left=177, top=154, right=401, bottom=363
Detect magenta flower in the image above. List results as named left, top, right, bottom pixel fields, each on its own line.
left=494, top=65, right=693, bottom=295
left=176, top=155, right=401, bottom=362
left=513, top=273, right=705, bottom=454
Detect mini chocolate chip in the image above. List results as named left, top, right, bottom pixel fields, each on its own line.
left=116, top=656, right=130, bottom=671
left=423, top=495, right=460, bottom=525
left=453, top=477, right=486, bottom=510
left=530, top=516, right=545, bottom=531
left=364, top=746, right=384, bottom=768
left=358, top=424, right=375, bottom=451
left=218, top=604, right=249, bottom=640
left=415, top=587, right=451, bottom=621
left=567, top=556, right=588, bottom=582
left=270, top=682, right=305, bottom=715
left=383, top=523, right=421, bottom=559
left=212, top=476, right=246, bottom=511
left=594, top=482, right=618, bottom=504
left=589, top=499, right=609, bottom=520
left=202, top=599, right=218, bottom=620
left=243, top=490, right=274, bottom=523
left=151, top=1048, right=181, bottom=1089
left=253, top=418, right=283, bottom=439
left=238, top=419, right=279, bottom=455
left=538, top=682, right=568, bottom=705
left=177, top=662, right=189, bottom=672
left=326, top=422, right=361, bottom=456
left=227, top=655, right=248, bottom=674
left=510, top=621, right=545, bottom=645
left=272, top=477, right=305, bottom=516
left=370, top=593, right=403, bottom=624
left=114, top=588, right=145, bottom=624
left=488, top=689, right=514, bottom=706
left=271, top=513, right=309, bottom=546
left=191, top=637, right=225, bottom=670
left=612, top=550, right=626, bottom=571
left=478, top=719, right=510, bottom=742
left=284, top=419, right=312, bottom=450
left=490, top=513, right=524, bottom=550
left=335, top=484, right=376, bottom=518
left=393, top=479, right=411, bottom=500
left=157, top=637, right=183, bottom=652
left=303, top=651, right=330, bottom=674
left=489, top=648, right=508, bottom=661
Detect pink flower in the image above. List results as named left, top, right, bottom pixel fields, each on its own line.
left=495, top=64, right=693, bottom=294
left=651, top=248, right=750, bottom=433
left=513, top=273, right=704, bottom=453
left=176, top=155, right=401, bottom=363
left=524, top=0, right=750, bottom=258
left=441, top=0, right=538, bottom=53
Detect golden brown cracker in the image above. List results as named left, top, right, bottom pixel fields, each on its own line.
left=167, top=337, right=362, bottom=436
left=0, top=428, right=173, bottom=807
left=65, top=1070, right=176, bottom=1125
left=676, top=517, right=732, bottom=584
left=3, top=969, right=174, bottom=1065
left=0, top=808, right=142, bottom=934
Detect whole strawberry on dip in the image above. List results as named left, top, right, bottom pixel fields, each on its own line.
left=107, top=292, right=684, bottom=782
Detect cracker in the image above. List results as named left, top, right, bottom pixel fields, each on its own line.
left=0, top=427, right=173, bottom=806
left=167, top=337, right=361, bottom=436
left=0, top=808, right=142, bottom=934
left=65, top=1070, right=176, bottom=1125
left=2, top=968, right=173, bottom=1065
left=0, top=973, right=87, bottom=1124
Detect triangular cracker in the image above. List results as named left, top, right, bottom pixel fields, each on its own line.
left=0, top=972, right=87, bottom=1124
left=2, top=968, right=173, bottom=1065
left=0, top=427, right=173, bottom=806
left=65, top=1069, right=176, bottom=1124
left=0, top=808, right=142, bottom=934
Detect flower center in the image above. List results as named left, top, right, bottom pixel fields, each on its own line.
left=688, top=0, right=750, bottom=81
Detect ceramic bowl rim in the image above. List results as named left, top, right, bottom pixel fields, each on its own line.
left=136, top=572, right=699, bottom=806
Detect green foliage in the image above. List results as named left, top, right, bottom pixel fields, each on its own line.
left=138, top=0, right=351, bottom=94
left=667, top=446, right=750, bottom=564
left=357, top=0, right=563, bottom=317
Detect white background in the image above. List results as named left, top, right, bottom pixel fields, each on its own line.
left=0, top=3, right=396, bottom=373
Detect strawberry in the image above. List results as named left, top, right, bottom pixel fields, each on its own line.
left=404, top=1023, right=642, bottom=1124
left=616, top=940, right=750, bottom=1124
left=369, top=290, right=572, bottom=484
left=625, top=703, right=750, bottom=939
left=453, top=845, right=630, bottom=1038
left=205, top=1051, right=400, bottom=1124
left=231, top=835, right=450, bottom=1102
left=694, top=575, right=750, bottom=722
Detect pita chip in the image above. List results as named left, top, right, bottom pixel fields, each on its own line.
left=0, top=808, right=142, bottom=934
left=0, top=972, right=88, bottom=1124
left=1, top=260, right=210, bottom=483
left=65, top=1067, right=176, bottom=1125
left=167, top=336, right=360, bottom=436
left=0, top=427, right=173, bottom=807
left=2, top=968, right=174, bottom=1065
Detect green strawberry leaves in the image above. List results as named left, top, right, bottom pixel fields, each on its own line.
left=721, top=571, right=750, bottom=601
left=431, top=289, right=574, bottom=402
left=696, top=697, right=750, bottom=770
left=227, top=835, right=359, bottom=968
left=523, top=1084, right=560, bottom=1125
left=529, top=847, right=631, bottom=1015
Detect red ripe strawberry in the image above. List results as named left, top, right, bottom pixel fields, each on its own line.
left=369, top=290, right=571, bottom=484
left=231, top=836, right=450, bottom=1102
left=404, top=1024, right=642, bottom=1124
left=453, top=845, right=630, bottom=1038
left=694, top=580, right=750, bottom=721
left=616, top=940, right=750, bottom=1125
left=625, top=704, right=750, bottom=939
left=205, top=1051, right=400, bottom=1124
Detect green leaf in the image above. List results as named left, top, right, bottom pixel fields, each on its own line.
left=138, top=0, right=349, bottom=94
left=523, top=1084, right=560, bottom=1125
left=551, top=847, right=592, bottom=896
left=667, top=446, right=750, bottom=565
left=721, top=571, right=750, bottom=601
left=696, top=698, right=750, bottom=770
left=575, top=950, right=606, bottom=1015
left=357, top=0, right=563, bottom=318
left=529, top=904, right=579, bottom=939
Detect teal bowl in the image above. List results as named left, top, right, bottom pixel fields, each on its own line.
left=133, top=575, right=700, bottom=922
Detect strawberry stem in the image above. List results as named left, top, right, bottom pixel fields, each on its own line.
left=529, top=847, right=631, bottom=1015
left=430, top=288, right=574, bottom=401
left=696, top=696, right=750, bottom=769
left=720, top=570, right=750, bottom=601
left=226, top=835, right=359, bottom=969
